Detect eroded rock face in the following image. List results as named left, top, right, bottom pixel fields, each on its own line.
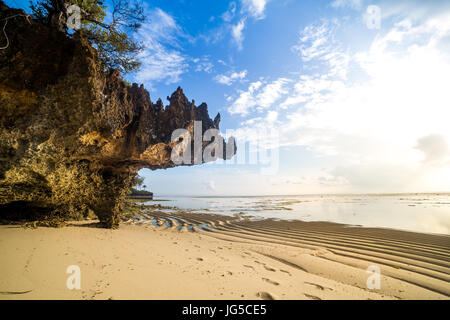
left=0, top=3, right=235, bottom=227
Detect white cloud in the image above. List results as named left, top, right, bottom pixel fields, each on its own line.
left=292, top=20, right=350, bottom=79
left=331, top=0, right=362, bottom=10
left=194, top=56, right=214, bottom=73
left=227, top=10, right=450, bottom=191
left=415, top=135, right=450, bottom=165
left=215, top=70, right=247, bottom=85
left=228, top=78, right=290, bottom=115
left=222, top=2, right=237, bottom=22
left=227, top=81, right=261, bottom=115
left=135, top=8, right=188, bottom=86
left=241, top=0, right=269, bottom=20
left=222, top=1, right=269, bottom=51
left=256, top=78, right=291, bottom=109
left=232, top=18, right=246, bottom=50
left=266, top=110, right=278, bottom=123
left=378, top=0, right=450, bottom=22
left=136, top=51, right=187, bottom=86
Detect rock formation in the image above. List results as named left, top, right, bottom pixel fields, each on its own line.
left=0, top=2, right=235, bottom=227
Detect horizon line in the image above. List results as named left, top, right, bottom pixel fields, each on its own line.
left=151, top=191, right=450, bottom=198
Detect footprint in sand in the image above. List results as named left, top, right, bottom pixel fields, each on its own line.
left=313, top=248, right=332, bottom=257
left=304, top=282, right=332, bottom=291
left=256, top=291, right=276, bottom=300
left=280, top=269, right=291, bottom=276
left=263, top=265, right=277, bottom=272
left=304, top=293, right=321, bottom=300
left=262, top=278, right=279, bottom=286
left=253, top=260, right=277, bottom=272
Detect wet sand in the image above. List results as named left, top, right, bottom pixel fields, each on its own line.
left=0, top=210, right=449, bottom=300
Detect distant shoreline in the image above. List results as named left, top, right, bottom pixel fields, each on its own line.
left=156, top=192, right=450, bottom=198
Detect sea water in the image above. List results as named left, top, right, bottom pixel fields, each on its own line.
left=144, top=194, right=450, bottom=235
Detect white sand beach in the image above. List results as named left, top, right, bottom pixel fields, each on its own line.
left=1, top=211, right=448, bottom=300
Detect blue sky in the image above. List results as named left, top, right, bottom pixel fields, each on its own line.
left=7, top=0, right=450, bottom=195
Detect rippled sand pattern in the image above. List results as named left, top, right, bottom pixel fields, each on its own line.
left=125, top=209, right=450, bottom=299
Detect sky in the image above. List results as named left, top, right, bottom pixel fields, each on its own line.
left=7, top=0, right=450, bottom=196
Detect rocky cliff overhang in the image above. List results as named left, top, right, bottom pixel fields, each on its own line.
left=0, top=3, right=236, bottom=227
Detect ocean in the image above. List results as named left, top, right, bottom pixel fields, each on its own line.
left=144, top=194, right=450, bottom=235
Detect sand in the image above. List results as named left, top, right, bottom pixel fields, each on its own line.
left=0, top=210, right=449, bottom=300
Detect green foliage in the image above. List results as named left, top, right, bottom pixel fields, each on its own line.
left=30, top=0, right=145, bottom=74
left=129, top=187, right=152, bottom=196
left=131, top=174, right=144, bottom=187
left=29, top=1, right=49, bottom=22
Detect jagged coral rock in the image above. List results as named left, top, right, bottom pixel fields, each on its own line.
left=0, top=3, right=235, bottom=227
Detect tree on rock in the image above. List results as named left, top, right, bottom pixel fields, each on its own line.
left=30, top=0, right=145, bottom=73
